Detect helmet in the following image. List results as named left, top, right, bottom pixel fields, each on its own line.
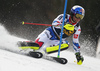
left=70, top=5, right=85, bottom=20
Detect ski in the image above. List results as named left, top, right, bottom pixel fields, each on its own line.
left=17, top=41, right=40, bottom=50
left=29, top=51, right=68, bottom=64
left=29, top=51, right=43, bottom=58
left=43, top=55, right=68, bottom=64
left=17, top=41, right=68, bottom=64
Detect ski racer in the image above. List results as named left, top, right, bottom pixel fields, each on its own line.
left=35, top=5, right=85, bottom=64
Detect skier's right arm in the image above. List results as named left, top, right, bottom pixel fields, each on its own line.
left=52, top=14, right=64, bottom=28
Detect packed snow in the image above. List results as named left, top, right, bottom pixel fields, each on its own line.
left=0, top=24, right=100, bottom=71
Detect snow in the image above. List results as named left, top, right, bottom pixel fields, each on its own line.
left=0, top=24, right=100, bottom=71
left=96, top=37, right=100, bottom=58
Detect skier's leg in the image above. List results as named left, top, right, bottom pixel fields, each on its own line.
left=45, top=40, right=69, bottom=54
left=35, top=30, right=53, bottom=52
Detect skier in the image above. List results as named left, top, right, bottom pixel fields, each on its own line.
left=34, top=5, right=85, bottom=64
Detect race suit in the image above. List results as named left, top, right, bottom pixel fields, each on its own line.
left=35, top=14, right=81, bottom=53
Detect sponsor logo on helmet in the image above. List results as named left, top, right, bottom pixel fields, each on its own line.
left=80, top=9, right=84, bottom=15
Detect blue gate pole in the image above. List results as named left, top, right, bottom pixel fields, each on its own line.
left=57, top=0, right=68, bottom=58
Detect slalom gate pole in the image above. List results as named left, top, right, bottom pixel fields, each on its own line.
left=57, top=0, right=68, bottom=58
left=22, top=21, right=52, bottom=26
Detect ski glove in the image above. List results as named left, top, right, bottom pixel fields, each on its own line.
left=75, top=52, right=84, bottom=62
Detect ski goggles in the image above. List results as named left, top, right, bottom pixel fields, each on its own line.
left=75, top=14, right=84, bottom=20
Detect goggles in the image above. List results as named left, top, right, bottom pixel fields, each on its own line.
left=75, top=14, right=84, bottom=20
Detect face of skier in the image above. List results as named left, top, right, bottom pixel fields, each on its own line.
left=72, top=15, right=81, bottom=23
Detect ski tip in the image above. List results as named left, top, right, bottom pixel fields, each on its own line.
left=53, top=57, right=68, bottom=64
left=29, top=51, right=43, bottom=58
left=62, top=58, right=68, bottom=64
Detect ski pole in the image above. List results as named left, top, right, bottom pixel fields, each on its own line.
left=57, top=0, right=68, bottom=58
left=22, top=21, right=52, bottom=26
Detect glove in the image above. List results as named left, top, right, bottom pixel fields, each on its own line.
left=75, top=52, right=84, bottom=65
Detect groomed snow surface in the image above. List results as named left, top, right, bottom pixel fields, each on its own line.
left=0, top=24, right=100, bottom=71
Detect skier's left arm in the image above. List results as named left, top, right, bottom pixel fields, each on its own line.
left=73, top=26, right=84, bottom=63
left=73, top=26, right=81, bottom=53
